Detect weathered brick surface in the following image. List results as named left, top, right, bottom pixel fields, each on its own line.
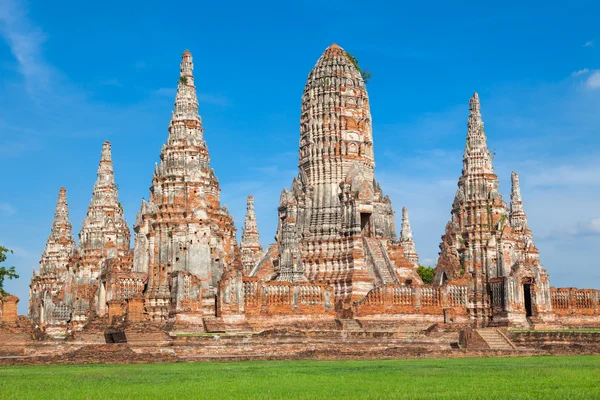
left=0, top=295, right=19, bottom=323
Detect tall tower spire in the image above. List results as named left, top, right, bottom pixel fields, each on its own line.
left=435, top=92, right=509, bottom=323
left=454, top=92, right=500, bottom=206
left=78, top=141, right=130, bottom=259
left=400, top=207, right=419, bottom=267
left=466, top=92, right=488, bottom=151
left=29, top=187, right=76, bottom=324
left=133, top=50, right=239, bottom=320
left=171, top=50, right=201, bottom=129
left=510, top=172, right=529, bottom=232
left=241, top=195, right=263, bottom=274
left=40, top=187, right=75, bottom=276
left=400, top=207, right=413, bottom=240
left=263, top=44, right=421, bottom=302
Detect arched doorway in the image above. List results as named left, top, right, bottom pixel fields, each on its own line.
left=360, top=213, right=372, bottom=237
left=523, top=278, right=533, bottom=317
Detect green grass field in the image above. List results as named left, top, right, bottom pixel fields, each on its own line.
left=1, top=356, right=599, bottom=399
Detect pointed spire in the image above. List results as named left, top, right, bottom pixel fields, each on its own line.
left=96, top=141, right=115, bottom=189
left=460, top=92, right=496, bottom=185
left=242, top=195, right=258, bottom=237
left=50, top=187, right=73, bottom=240
left=171, top=50, right=201, bottom=127
left=400, top=207, right=413, bottom=241
left=79, top=141, right=130, bottom=255
left=241, top=195, right=263, bottom=274
left=180, top=49, right=193, bottom=78
left=510, top=171, right=528, bottom=230
left=39, top=187, right=75, bottom=276
left=466, top=92, right=488, bottom=151
left=400, top=207, right=419, bottom=267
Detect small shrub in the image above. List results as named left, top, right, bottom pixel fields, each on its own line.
left=416, top=265, right=435, bottom=284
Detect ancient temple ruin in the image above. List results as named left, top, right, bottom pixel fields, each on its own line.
left=433, top=93, right=552, bottom=327
left=24, top=46, right=600, bottom=339
left=250, top=44, right=422, bottom=310
left=29, top=187, right=76, bottom=327
left=132, top=50, right=239, bottom=321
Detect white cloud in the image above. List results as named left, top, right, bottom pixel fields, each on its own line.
left=542, top=218, right=600, bottom=240
left=586, top=70, right=600, bottom=89
left=0, top=0, right=54, bottom=93
left=584, top=41, right=594, bottom=47
left=0, top=202, right=16, bottom=216
left=572, top=68, right=589, bottom=76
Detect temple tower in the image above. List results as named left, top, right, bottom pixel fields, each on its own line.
left=510, top=172, right=530, bottom=237
left=434, top=93, right=551, bottom=326
left=261, top=44, right=420, bottom=310
left=240, top=195, right=263, bottom=274
left=70, top=141, right=131, bottom=321
left=29, top=188, right=76, bottom=325
left=133, top=50, right=239, bottom=320
left=400, top=207, right=419, bottom=267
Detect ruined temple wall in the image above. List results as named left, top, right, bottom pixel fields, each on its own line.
left=353, top=284, right=469, bottom=319
left=0, top=296, right=19, bottom=323
left=218, top=276, right=335, bottom=318
left=550, top=288, right=600, bottom=327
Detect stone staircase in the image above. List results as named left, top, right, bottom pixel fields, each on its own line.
left=336, top=319, right=363, bottom=332
left=363, top=238, right=399, bottom=285
left=476, top=328, right=515, bottom=351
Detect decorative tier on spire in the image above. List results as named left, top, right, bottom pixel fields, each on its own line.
left=240, top=195, right=263, bottom=274
left=133, top=49, right=239, bottom=320
left=400, top=207, right=419, bottom=267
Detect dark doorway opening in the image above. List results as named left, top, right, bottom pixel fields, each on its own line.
left=360, top=213, right=372, bottom=237
left=524, top=284, right=533, bottom=317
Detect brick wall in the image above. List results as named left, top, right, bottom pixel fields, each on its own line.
left=550, top=288, right=600, bottom=316
left=353, top=285, right=469, bottom=317
left=0, top=295, right=19, bottom=323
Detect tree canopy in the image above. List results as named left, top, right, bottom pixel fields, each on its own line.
left=0, top=246, right=19, bottom=297
left=416, top=265, right=435, bottom=285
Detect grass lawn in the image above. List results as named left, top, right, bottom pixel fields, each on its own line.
left=1, top=356, right=599, bottom=399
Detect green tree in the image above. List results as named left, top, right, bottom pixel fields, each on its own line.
left=416, top=265, right=435, bottom=285
left=0, top=246, right=19, bottom=297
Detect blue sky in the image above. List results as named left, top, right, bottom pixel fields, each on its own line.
left=1, top=0, right=599, bottom=314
